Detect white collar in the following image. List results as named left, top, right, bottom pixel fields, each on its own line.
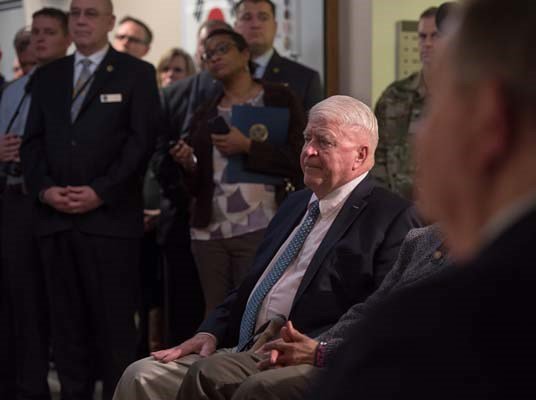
left=74, top=44, right=109, bottom=67
left=253, top=48, right=274, bottom=69
left=310, top=172, right=369, bottom=218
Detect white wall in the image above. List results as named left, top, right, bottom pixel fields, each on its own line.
left=338, top=0, right=372, bottom=106
left=0, top=6, right=26, bottom=81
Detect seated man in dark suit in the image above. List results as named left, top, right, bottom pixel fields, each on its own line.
left=113, top=95, right=420, bottom=400
left=314, top=2, right=536, bottom=399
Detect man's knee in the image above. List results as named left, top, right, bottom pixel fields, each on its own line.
left=232, top=365, right=316, bottom=400
left=183, top=353, right=225, bottom=384
left=232, top=373, right=275, bottom=400
left=120, top=357, right=156, bottom=387
left=113, top=357, right=180, bottom=400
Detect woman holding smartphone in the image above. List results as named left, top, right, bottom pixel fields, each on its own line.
left=170, top=29, right=306, bottom=316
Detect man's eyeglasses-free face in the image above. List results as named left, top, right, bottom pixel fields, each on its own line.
left=114, top=34, right=147, bottom=45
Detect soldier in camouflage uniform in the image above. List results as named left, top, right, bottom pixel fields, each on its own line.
left=373, top=7, right=438, bottom=199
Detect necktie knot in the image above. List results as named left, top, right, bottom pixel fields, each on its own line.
left=79, top=58, right=92, bottom=68
left=308, top=200, right=320, bottom=220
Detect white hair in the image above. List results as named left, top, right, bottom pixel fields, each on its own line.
left=308, top=95, right=379, bottom=153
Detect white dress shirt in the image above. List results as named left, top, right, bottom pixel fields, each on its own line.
left=73, top=44, right=109, bottom=85
left=252, top=48, right=274, bottom=79
left=249, top=172, right=369, bottom=332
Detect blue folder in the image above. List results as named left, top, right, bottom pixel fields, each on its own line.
left=224, top=105, right=290, bottom=185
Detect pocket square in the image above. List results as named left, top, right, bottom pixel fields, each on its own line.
left=100, top=94, right=122, bottom=103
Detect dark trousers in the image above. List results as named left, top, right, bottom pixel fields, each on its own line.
left=161, top=228, right=204, bottom=347
left=39, top=230, right=140, bottom=400
left=0, top=194, right=15, bottom=399
left=137, top=229, right=162, bottom=357
left=1, top=190, right=50, bottom=400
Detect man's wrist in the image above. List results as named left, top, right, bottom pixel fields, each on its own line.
left=39, top=188, right=50, bottom=204
left=196, top=332, right=217, bottom=346
left=314, top=341, right=328, bottom=368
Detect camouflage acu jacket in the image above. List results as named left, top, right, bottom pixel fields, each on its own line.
left=373, top=71, right=427, bottom=199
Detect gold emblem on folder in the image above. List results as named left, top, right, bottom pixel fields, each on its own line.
left=249, top=124, right=269, bottom=142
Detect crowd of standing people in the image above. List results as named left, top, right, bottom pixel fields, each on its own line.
left=2, top=0, right=536, bottom=400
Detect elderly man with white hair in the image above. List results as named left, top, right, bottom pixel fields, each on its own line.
left=113, top=95, right=420, bottom=400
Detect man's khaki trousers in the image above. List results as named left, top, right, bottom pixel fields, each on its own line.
left=113, top=349, right=318, bottom=400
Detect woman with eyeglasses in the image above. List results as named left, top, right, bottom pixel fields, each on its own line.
left=156, top=48, right=196, bottom=88
left=169, top=29, right=306, bottom=316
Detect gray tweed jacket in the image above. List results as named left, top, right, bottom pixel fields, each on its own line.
left=317, top=225, right=449, bottom=365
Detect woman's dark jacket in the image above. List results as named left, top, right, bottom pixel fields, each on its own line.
left=185, top=81, right=306, bottom=228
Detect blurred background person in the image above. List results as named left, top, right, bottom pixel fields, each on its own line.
left=170, top=29, right=305, bottom=315
left=0, top=7, right=71, bottom=400
left=12, top=57, right=23, bottom=80
left=113, top=15, right=152, bottom=59
left=233, top=0, right=322, bottom=112
left=12, top=27, right=37, bottom=78
left=113, top=13, right=166, bottom=357
left=156, top=47, right=196, bottom=88
left=0, top=48, right=5, bottom=89
left=153, top=19, right=233, bottom=348
left=373, top=7, right=438, bottom=199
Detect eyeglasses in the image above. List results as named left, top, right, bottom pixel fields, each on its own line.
left=114, top=34, right=147, bottom=45
left=201, top=42, right=236, bottom=62
left=70, top=8, right=110, bottom=20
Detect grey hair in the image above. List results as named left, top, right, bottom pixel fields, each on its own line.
left=308, top=95, right=379, bottom=153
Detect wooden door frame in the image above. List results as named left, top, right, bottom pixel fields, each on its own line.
left=325, top=0, right=339, bottom=96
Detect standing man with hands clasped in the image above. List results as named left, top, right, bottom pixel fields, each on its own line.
left=20, top=0, right=161, bottom=399
left=0, top=7, right=71, bottom=400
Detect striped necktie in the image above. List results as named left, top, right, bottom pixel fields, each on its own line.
left=71, top=58, right=92, bottom=122
left=237, top=200, right=321, bottom=351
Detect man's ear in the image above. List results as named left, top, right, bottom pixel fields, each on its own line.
left=352, top=146, right=369, bottom=170
left=141, top=45, right=150, bottom=58
left=107, top=14, right=116, bottom=33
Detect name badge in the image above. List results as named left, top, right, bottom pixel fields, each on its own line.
left=100, top=93, right=122, bottom=103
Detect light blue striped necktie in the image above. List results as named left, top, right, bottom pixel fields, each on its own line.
left=71, top=58, right=92, bottom=122
left=237, top=200, right=321, bottom=351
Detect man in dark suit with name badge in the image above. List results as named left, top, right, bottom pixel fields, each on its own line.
left=113, top=95, right=419, bottom=400
left=21, top=0, right=160, bottom=399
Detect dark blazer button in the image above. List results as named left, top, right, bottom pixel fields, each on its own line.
left=71, top=140, right=77, bottom=146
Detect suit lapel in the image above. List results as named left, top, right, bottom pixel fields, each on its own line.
left=262, top=50, right=284, bottom=82
left=62, top=56, right=75, bottom=122
left=292, top=176, right=376, bottom=306
left=73, top=47, right=117, bottom=123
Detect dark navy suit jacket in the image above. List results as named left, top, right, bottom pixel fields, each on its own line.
left=198, top=175, right=421, bottom=348
left=21, top=47, right=160, bottom=238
